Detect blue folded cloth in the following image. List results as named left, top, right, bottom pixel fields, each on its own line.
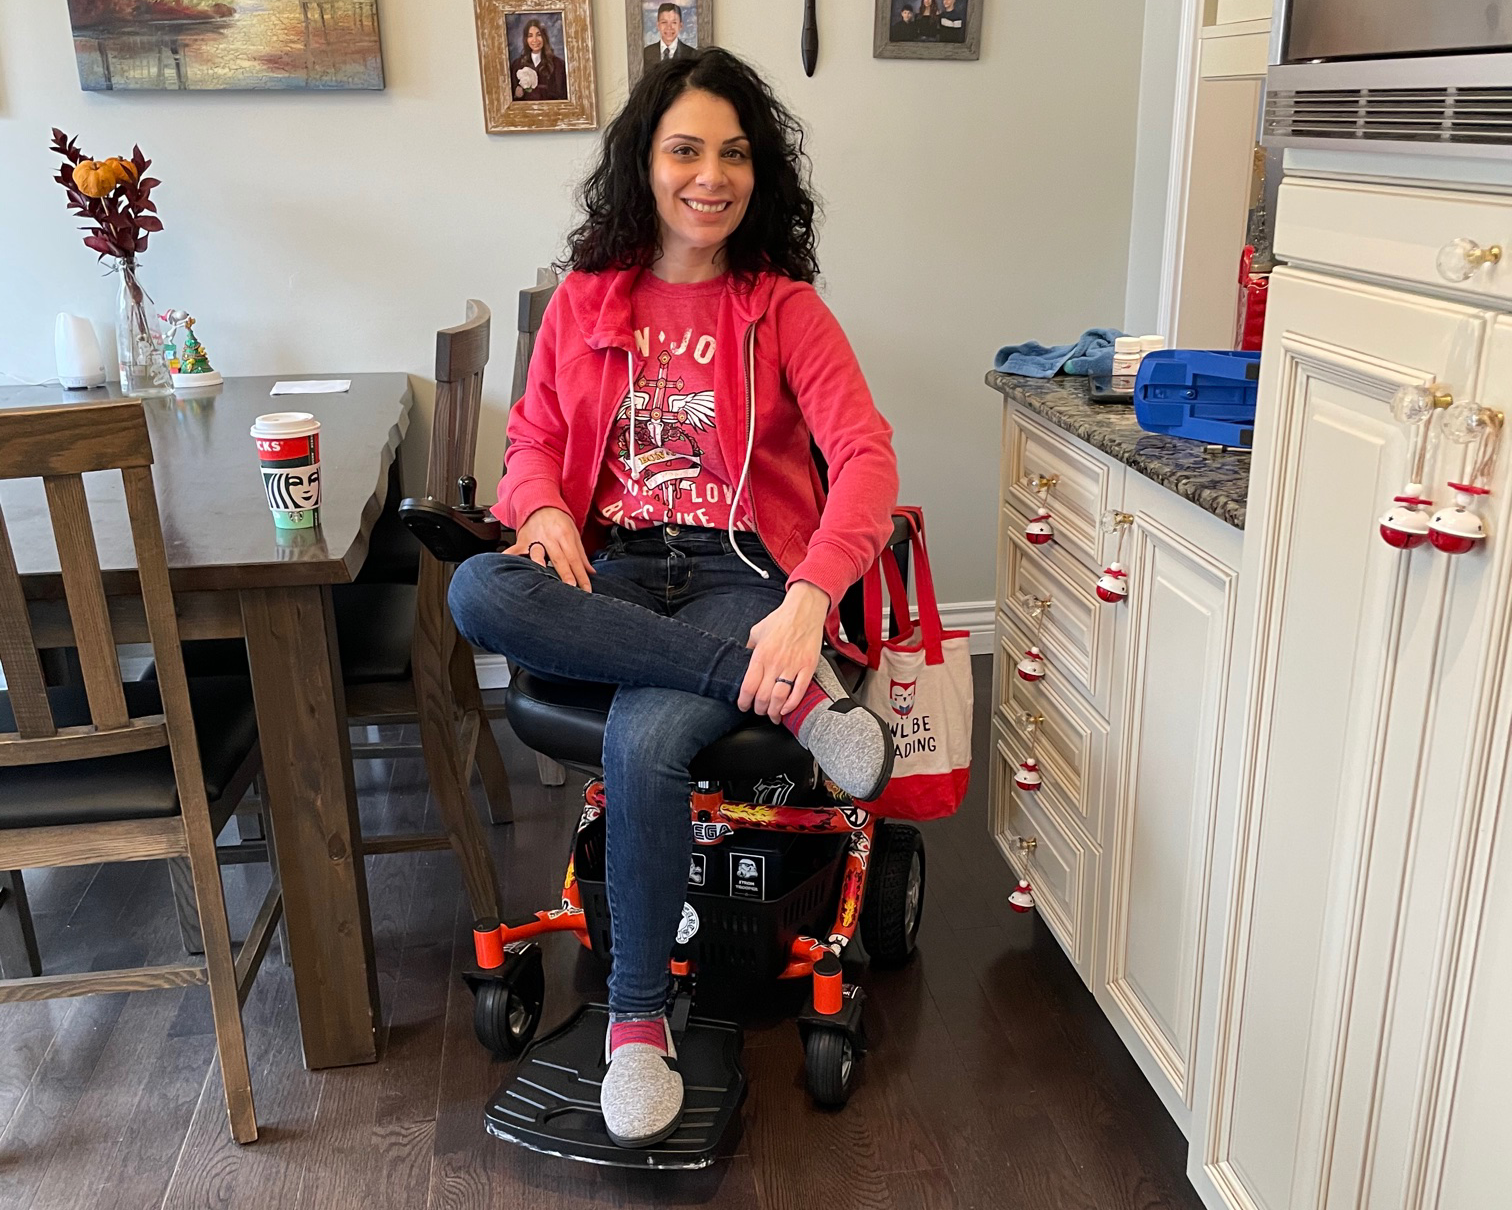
left=993, top=327, right=1124, bottom=379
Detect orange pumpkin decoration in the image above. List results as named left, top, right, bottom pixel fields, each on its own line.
left=71, top=160, right=119, bottom=198
left=105, top=156, right=139, bottom=184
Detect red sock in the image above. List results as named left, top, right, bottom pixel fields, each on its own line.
left=782, top=678, right=834, bottom=736
left=610, top=1017, right=668, bottom=1055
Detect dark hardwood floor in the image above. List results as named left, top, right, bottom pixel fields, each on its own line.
left=0, top=657, right=1202, bottom=1209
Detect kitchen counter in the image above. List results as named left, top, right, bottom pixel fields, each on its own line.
left=986, top=372, right=1250, bottom=530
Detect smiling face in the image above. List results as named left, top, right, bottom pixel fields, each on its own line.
left=649, top=89, right=754, bottom=271
left=526, top=23, right=543, bottom=51
left=657, top=7, right=682, bottom=43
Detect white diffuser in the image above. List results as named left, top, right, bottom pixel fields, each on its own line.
left=55, top=314, right=106, bottom=389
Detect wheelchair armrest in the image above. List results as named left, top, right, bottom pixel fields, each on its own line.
left=398, top=496, right=512, bottom=564
left=886, top=513, right=912, bottom=548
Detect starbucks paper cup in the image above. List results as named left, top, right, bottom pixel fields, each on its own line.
left=251, top=412, right=322, bottom=530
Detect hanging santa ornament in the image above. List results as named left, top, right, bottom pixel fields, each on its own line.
left=1096, top=510, right=1134, bottom=604
left=1429, top=400, right=1503, bottom=555
left=1380, top=382, right=1452, bottom=549
left=1009, top=879, right=1036, bottom=912
left=1023, top=473, right=1058, bottom=546
left=1096, top=563, right=1129, bottom=602
left=1016, top=645, right=1046, bottom=682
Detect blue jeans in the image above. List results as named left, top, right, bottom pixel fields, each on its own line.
left=448, top=524, right=788, bottom=1018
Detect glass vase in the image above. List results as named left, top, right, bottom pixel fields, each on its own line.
left=116, top=259, right=173, bottom=397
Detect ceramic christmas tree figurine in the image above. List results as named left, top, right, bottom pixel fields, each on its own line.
left=169, top=313, right=222, bottom=390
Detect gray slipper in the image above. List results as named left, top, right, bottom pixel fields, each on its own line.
left=601, top=1020, right=684, bottom=1148
left=796, top=656, right=896, bottom=801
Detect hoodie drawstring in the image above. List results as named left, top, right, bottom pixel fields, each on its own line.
left=625, top=350, right=639, bottom=480
left=729, top=325, right=770, bottom=579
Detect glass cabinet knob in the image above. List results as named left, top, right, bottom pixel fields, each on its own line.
left=1391, top=382, right=1453, bottom=425
left=1436, top=237, right=1502, bottom=284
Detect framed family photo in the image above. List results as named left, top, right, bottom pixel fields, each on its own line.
left=475, top=0, right=598, bottom=133
left=625, top=0, right=712, bottom=88
left=873, top=0, right=980, bottom=60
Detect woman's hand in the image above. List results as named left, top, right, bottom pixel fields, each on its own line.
left=504, top=506, right=596, bottom=591
left=739, top=582, right=831, bottom=722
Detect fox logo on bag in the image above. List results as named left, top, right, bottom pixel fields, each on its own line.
left=889, top=680, right=916, bottom=716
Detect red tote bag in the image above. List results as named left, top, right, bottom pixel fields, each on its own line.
left=849, top=507, right=973, bottom=821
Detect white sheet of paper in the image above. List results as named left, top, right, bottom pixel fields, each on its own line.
left=270, top=379, right=351, bottom=395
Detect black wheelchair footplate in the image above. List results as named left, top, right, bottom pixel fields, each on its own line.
left=484, top=1002, right=746, bottom=1170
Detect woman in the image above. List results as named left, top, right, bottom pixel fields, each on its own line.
left=508, top=18, right=568, bottom=101
left=915, top=0, right=941, bottom=40
left=449, top=49, right=899, bottom=1149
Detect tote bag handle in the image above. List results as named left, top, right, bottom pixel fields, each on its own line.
left=861, top=507, right=945, bottom=669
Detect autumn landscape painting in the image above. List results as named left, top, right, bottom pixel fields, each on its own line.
left=68, top=0, right=385, bottom=91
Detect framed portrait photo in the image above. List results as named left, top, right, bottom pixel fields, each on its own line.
left=626, top=0, right=713, bottom=88
left=873, top=0, right=980, bottom=61
left=475, top=0, right=598, bottom=133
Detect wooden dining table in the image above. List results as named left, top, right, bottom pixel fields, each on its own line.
left=0, top=373, right=412, bottom=1069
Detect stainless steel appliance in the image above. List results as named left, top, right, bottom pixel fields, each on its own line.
left=1266, top=0, right=1512, bottom=157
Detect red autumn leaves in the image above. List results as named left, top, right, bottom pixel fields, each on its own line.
left=51, top=127, right=164, bottom=261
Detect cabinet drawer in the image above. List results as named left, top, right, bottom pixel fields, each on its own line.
left=998, top=510, right=1114, bottom=715
left=1003, top=404, right=1122, bottom=574
left=1277, top=178, right=1512, bottom=304
left=994, top=615, right=1109, bottom=843
left=991, top=724, right=1094, bottom=973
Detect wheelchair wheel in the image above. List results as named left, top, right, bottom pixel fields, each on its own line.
left=860, top=822, right=925, bottom=967
left=473, top=978, right=544, bottom=1059
left=805, top=1027, right=857, bottom=1107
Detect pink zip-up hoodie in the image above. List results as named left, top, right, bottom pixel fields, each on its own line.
left=493, top=266, right=899, bottom=620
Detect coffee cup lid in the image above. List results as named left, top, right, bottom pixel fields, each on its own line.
left=251, top=411, right=320, bottom=439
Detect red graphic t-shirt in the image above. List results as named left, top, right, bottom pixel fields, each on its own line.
left=591, top=273, right=752, bottom=532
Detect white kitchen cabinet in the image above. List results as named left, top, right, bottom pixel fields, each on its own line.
left=1192, top=258, right=1512, bottom=1210
left=991, top=396, right=1244, bottom=1119
left=1430, top=315, right=1512, bottom=1210
left=1097, top=471, right=1243, bottom=1133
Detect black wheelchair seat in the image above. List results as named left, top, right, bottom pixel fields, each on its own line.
left=505, top=657, right=862, bottom=786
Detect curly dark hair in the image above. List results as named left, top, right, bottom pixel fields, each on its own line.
left=562, top=48, right=821, bottom=283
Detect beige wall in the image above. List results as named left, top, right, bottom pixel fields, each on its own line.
left=0, top=0, right=1146, bottom=605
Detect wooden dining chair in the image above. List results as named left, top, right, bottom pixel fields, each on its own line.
left=0, top=400, right=272, bottom=1144
left=506, top=269, right=570, bottom=789
left=337, top=300, right=509, bottom=921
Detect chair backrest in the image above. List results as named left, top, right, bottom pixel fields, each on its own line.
left=0, top=401, right=205, bottom=793
left=510, top=268, right=561, bottom=408
left=425, top=299, right=491, bottom=507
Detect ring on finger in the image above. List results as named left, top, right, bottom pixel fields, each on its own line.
left=527, top=540, right=548, bottom=560
left=774, top=676, right=796, bottom=687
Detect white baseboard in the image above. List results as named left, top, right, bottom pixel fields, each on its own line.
left=473, top=599, right=996, bottom=690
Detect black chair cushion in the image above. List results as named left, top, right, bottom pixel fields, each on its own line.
left=505, top=656, right=864, bottom=785
left=0, top=676, right=259, bottom=829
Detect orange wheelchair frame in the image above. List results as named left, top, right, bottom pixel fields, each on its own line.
left=471, top=779, right=874, bottom=1020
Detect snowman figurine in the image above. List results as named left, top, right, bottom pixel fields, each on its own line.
left=1016, top=646, right=1046, bottom=682
left=1428, top=483, right=1490, bottom=554
left=1379, top=483, right=1435, bottom=549
left=1008, top=879, right=1036, bottom=912
left=1024, top=511, right=1054, bottom=546
left=1014, top=759, right=1042, bottom=792
left=1095, top=562, right=1129, bottom=603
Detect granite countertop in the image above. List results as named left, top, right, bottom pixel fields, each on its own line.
left=986, top=371, right=1249, bottom=530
